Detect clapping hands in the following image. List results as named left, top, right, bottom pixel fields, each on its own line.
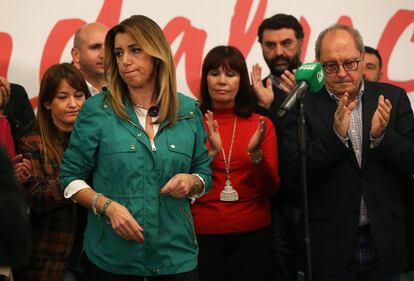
left=205, top=110, right=222, bottom=160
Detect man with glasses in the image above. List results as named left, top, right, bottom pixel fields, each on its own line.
left=283, top=24, right=414, bottom=280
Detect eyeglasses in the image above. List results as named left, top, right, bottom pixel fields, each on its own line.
left=322, top=60, right=361, bottom=74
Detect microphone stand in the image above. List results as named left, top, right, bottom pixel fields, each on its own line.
left=297, top=92, right=312, bottom=281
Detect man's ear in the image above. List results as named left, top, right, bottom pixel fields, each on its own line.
left=297, top=39, right=303, bottom=59
left=71, top=48, right=81, bottom=70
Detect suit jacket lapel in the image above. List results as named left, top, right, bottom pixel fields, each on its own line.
left=361, top=82, right=378, bottom=168
left=311, top=88, right=337, bottom=129
left=312, top=87, right=360, bottom=168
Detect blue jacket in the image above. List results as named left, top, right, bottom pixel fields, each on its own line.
left=60, top=92, right=211, bottom=276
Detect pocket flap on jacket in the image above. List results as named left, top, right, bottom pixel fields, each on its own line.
left=99, top=142, right=138, bottom=156
left=166, top=140, right=193, bottom=158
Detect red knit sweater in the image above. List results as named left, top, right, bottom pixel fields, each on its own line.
left=192, top=109, right=280, bottom=234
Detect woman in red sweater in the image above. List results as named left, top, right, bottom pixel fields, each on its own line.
left=192, top=45, right=280, bottom=281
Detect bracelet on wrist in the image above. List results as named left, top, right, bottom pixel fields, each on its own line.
left=101, top=199, right=113, bottom=216
left=188, top=174, right=200, bottom=197
left=91, top=193, right=103, bottom=215
left=101, top=199, right=113, bottom=224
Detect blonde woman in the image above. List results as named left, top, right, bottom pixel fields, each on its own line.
left=60, top=15, right=211, bottom=281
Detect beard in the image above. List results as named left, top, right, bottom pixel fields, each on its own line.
left=265, top=53, right=301, bottom=77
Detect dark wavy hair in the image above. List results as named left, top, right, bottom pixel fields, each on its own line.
left=199, top=45, right=255, bottom=118
left=258, top=14, right=304, bottom=44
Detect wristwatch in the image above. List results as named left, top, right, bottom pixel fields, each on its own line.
left=188, top=174, right=200, bottom=197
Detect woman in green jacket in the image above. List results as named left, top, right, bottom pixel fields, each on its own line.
left=60, top=15, right=211, bottom=281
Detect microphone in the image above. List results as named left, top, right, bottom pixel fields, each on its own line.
left=148, top=106, right=159, bottom=117
left=277, top=62, right=325, bottom=117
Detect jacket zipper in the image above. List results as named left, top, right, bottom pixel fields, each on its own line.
left=181, top=206, right=198, bottom=248
left=127, top=114, right=195, bottom=152
left=150, top=140, right=156, bottom=151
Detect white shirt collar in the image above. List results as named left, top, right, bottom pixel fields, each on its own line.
left=85, top=80, right=103, bottom=96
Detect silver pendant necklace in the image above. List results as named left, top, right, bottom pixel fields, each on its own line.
left=220, top=115, right=238, bottom=202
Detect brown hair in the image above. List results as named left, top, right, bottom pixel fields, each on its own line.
left=37, top=63, right=90, bottom=163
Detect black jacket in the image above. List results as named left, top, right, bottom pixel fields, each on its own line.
left=283, top=80, right=414, bottom=274
left=4, top=83, right=35, bottom=144
left=0, top=146, right=31, bottom=268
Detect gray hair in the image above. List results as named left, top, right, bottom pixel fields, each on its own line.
left=315, top=24, right=364, bottom=60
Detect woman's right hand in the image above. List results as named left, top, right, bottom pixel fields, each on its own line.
left=12, top=154, right=32, bottom=184
left=205, top=110, right=222, bottom=160
left=105, top=201, right=145, bottom=243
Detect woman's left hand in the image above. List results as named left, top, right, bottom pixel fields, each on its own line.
left=247, top=117, right=266, bottom=153
left=160, top=173, right=194, bottom=198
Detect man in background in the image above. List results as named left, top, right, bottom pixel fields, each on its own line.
left=71, top=22, right=108, bottom=96
left=363, top=46, right=382, bottom=82
left=251, top=13, right=304, bottom=281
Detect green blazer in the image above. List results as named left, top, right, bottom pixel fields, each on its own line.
left=61, top=91, right=211, bottom=276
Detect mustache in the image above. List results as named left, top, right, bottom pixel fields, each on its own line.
left=335, top=77, right=353, bottom=83
left=265, top=53, right=300, bottom=77
left=271, top=55, right=289, bottom=64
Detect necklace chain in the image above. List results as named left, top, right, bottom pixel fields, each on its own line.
left=221, top=115, right=237, bottom=182
left=134, top=104, right=151, bottom=110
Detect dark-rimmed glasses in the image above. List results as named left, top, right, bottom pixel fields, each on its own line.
left=322, top=60, right=361, bottom=74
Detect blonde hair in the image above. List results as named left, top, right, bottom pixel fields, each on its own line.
left=104, top=15, right=178, bottom=125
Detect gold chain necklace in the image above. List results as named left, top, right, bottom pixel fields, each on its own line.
left=220, top=115, right=238, bottom=201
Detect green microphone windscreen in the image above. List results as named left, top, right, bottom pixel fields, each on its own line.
left=295, top=62, right=325, bottom=92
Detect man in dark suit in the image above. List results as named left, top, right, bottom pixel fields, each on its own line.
left=381, top=124, right=414, bottom=274
left=283, top=24, right=414, bottom=280
left=362, top=45, right=414, bottom=275
left=251, top=14, right=304, bottom=281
